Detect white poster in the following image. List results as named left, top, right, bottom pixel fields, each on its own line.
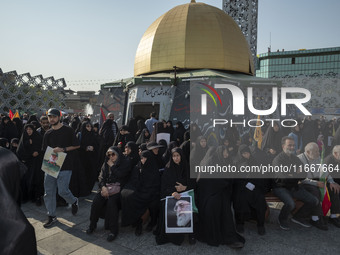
left=165, top=196, right=193, bottom=233
left=156, top=133, right=170, bottom=145
left=41, top=146, right=67, bottom=178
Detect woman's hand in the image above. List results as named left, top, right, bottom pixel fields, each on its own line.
left=175, top=182, right=187, bottom=192
left=172, top=192, right=181, bottom=200
left=101, top=186, right=109, bottom=198
left=32, top=152, right=39, bottom=157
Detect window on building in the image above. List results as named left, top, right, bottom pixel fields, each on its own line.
left=292, top=57, right=295, bottom=64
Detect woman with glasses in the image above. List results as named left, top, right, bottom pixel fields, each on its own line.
left=86, top=146, right=131, bottom=242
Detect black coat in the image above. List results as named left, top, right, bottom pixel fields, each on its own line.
left=0, top=148, right=37, bottom=255
left=196, top=146, right=244, bottom=246
left=121, top=151, right=160, bottom=226
left=98, top=154, right=131, bottom=190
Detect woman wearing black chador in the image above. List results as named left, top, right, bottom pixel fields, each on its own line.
left=155, top=147, right=195, bottom=246
left=86, top=146, right=131, bottom=242
left=17, top=124, right=43, bottom=204
left=76, top=122, right=99, bottom=196
left=121, top=150, right=161, bottom=235
left=196, top=146, right=245, bottom=248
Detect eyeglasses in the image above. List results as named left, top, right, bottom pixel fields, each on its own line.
left=107, top=153, right=116, bottom=157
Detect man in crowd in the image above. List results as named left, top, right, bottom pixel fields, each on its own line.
left=272, top=136, right=319, bottom=230
left=323, top=145, right=340, bottom=228
left=298, top=142, right=340, bottom=230
left=145, top=112, right=158, bottom=135
left=107, top=113, right=118, bottom=139
left=37, top=115, right=50, bottom=136
left=174, top=199, right=192, bottom=227
left=42, top=108, right=80, bottom=228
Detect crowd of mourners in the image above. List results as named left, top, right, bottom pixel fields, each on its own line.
left=1, top=110, right=340, bottom=253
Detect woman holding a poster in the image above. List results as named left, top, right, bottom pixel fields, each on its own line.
left=155, top=147, right=196, bottom=245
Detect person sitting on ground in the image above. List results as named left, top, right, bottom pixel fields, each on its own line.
left=155, top=147, right=195, bottom=245
left=197, top=146, right=245, bottom=249
left=147, top=141, right=166, bottom=170
left=86, top=146, right=131, bottom=242
left=233, top=145, right=267, bottom=235
left=121, top=150, right=161, bottom=236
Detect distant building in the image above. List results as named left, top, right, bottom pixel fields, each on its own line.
left=256, top=47, right=340, bottom=78
left=64, top=90, right=97, bottom=114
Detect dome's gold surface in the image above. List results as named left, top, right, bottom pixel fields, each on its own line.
left=134, top=1, right=254, bottom=76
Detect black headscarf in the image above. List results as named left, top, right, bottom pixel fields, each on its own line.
left=158, top=139, right=167, bottom=158
left=0, top=138, right=9, bottom=149
left=27, top=115, right=40, bottom=128
left=1, top=116, right=19, bottom=141
left=190, top=123, right=202, bottom=140
left=99, top=119, right=115, bottom=146
left=261, top=123, right=283, bottom=153
left=165, top=120, right=175, bottom=140
left=163, top=141, right=179, bottom=165
left=140, top=150, right=157, bottom=170
left=71, top=116, right=81, bottom=131
left=79, top=121, right=97, bottom=149
left=190, top=136, right=208, bottom=165
left=12, top=117, right=23, bottom=137
left=161, top=147, right=190, bottom=198
left=173, top=121, right=186, bottom=145
left=127, top=118, right=138, bottom=137
left=17, top=124, right=42, bottom=162
left=136, top=128, right=150, bottom=145
left=125, top=141, right=140, bottom=167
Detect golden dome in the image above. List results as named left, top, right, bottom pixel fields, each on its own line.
left=134, top=1, right=254, bottom=76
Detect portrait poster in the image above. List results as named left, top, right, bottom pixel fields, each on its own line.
left=41, top=146, right=67, bottom=178
left=156, top=133, right=170, bottom=145
left=165, top=196, right=193, bottom=233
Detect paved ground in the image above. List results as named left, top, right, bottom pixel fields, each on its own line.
left=23, top=191, right=340, bottom=255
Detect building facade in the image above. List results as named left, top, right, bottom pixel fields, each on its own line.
left=256, top=47, right=340, bottom=78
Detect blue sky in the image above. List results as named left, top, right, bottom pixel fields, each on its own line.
left=1, top=0, right=339, bottom=91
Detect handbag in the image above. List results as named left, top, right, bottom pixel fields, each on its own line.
left=106, top=182, right=121, bottom=196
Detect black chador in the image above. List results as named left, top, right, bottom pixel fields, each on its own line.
left=121, top=150, right=160, bottom=233
left=76, top=122, right=99, bottom=196
left=197, top=146, right=245, bottom=247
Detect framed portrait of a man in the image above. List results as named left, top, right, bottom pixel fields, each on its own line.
left=165, top=196, right=193, bottom=233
